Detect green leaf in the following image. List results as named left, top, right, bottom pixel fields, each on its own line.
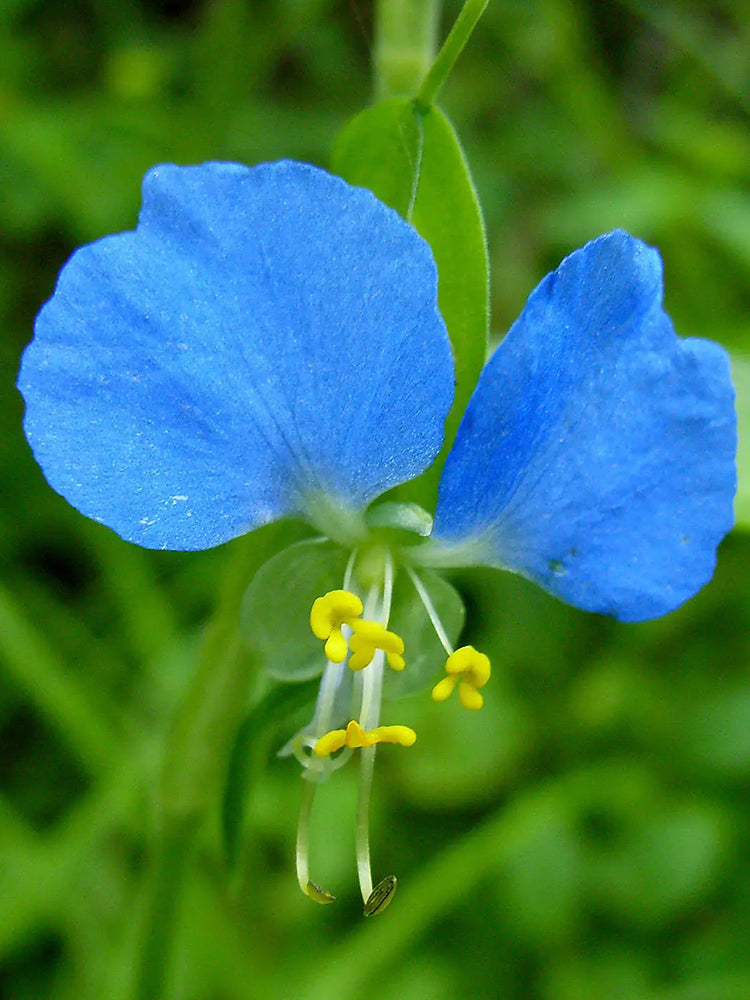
left=409, top=104, right=489, bottom=503
left=331, top=96, right=423, bottom=218
left=332, top=100, right=489, bottom=511
left=732, top=353, right=750, bottom=528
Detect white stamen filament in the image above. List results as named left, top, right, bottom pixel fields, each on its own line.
left=295, top=780, right=315, bottom=893
left=295, top=550, right=361, bottom=897
left=355, top=551, right=394, bottom=903
left=405, top=564, right=454, bottom=655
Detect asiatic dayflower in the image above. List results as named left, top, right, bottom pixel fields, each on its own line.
left=18, top=161, right=736, bottom=914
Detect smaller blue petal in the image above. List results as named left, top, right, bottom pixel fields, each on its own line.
left=18, top=161, right=453, bottom=550
left=432, top=231, right=736, bottom=622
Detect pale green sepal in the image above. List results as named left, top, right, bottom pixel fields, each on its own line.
left=331, top=97, right=423, bottom=219
left=240, top=539, right=349, bottom=682
left=732, top=353, right=750, bottom=528
left=384, top=568, right=465, bottom=700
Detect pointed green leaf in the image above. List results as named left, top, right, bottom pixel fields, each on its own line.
left=333, top=100, right=489, bottom=511
left=408, top=104, right=489, bottom=506
left=331, top=96, right=423, bottom=218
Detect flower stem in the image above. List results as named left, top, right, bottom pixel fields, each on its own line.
left=415, top=0, right=489, bottom=111
left=373, top=0, right=441, bottom=100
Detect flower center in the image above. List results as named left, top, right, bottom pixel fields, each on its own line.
left=292, top=546, right=492, bottom=917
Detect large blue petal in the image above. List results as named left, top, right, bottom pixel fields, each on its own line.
left=19, top=161, right=453, bottom=550
left=432, top=231, right=736, bottom=621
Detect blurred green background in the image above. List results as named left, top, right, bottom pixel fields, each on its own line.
left=2, top=1, right=750, bottom=998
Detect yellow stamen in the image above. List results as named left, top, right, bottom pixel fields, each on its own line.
left=312, top=728, right=348, bottom=756
left=459, top=681, right=484, bottom=711
left=310, top=589, right=363, bottom=663
left=348, top=619, right=406, bottom=671
left=431, top=645, right=490, bottom=711
left=430, top=675, right=457, bottom=702
left=313, top=719, right=416, bottom=756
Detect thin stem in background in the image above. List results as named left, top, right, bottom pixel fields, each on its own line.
left=373, top=0, right=441, bottom=100
left=416, top=0, right=490, bottom=111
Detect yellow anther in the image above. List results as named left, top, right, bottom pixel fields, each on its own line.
left=312, top=728, right=348, bottom=756
left=344, top=720, right=416, bottom=748
left=313, top=720, right=416, bottom=756
left=310, top=589, right=363, bottom=663
left=374, top=724, right=416, bottom=747
left=431, top=676, right=457, bottom=702
left=348, top=619, right=406, bottom=671
left=431, top=645, right=491, bottom=711
left=364, top=875, right=397, bottom=917
left=458, top=682, right=484, bottom=711
left=304, top=881, right=336, bottom=904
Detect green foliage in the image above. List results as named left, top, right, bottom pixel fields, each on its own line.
left=1, top=2, right=749, bottom=1000
left=332, top=97, right=423, bottom=218
left=410, top=104, right=489, bottom=480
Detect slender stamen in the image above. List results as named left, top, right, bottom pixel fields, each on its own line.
left=354, top=550, right=395, bottom=904
left=295, top=548, right=361, bottom=897
left=307, top=549, right=360, bottom=765
left=310, top=660, right=344, bottom=739
left=357, top=583, right=386, bottom=730
left=343, top=548, right=357, bottom=592
left=356, top=743, right=377, bottom=901
left=382, top=547, right=394, bottom=622
left=298, top=548, right=405, bottom=910
left=405, top=564, right=454, bottom=655
left=355, top=613, right=383, bottom=901
left=296, top=780, right=335, bottom=903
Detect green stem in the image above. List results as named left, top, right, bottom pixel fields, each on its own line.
left=374, top=0, right=441, bottom=100
left=416, top=0, right=489, bottom=111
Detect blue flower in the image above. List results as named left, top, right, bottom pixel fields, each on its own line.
left=19, top=159, right=736, bottom=618
left=17, top=160, right=736, bottom=910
